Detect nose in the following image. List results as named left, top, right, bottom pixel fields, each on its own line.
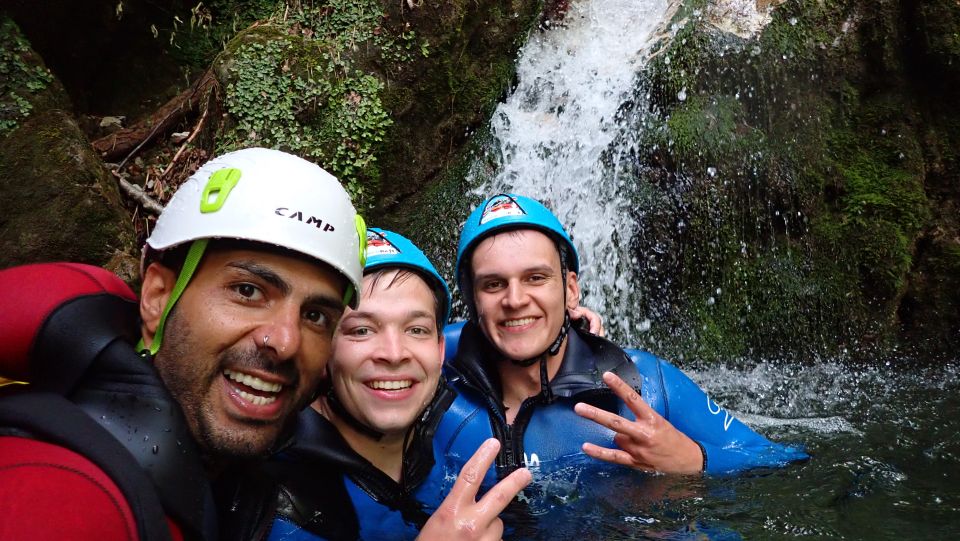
left=373, top=327, right=408, bottom=365
left=253, top=305, right=302, bottom=360
left=502, top=280, right=527, bottom=309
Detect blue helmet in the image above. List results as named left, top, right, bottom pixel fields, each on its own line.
left=364, top=228, right=452, bottom=328
left=455, top=194, right=580, bottom=297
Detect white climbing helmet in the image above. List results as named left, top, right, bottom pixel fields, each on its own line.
left=145, top=147, right=366, bottom=308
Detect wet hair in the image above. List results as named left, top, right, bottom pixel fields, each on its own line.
left=363, top=268, right=445, bottom=333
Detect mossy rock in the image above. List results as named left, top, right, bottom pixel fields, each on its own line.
left=0, top=109, right=136, bottom=278
left=618, top=0, right=959, bottom=360
left=208, top=1, right=541, bottom=219
left=0, top=16, right=68, bottom=137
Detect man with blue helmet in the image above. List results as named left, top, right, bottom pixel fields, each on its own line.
left=218, top=228, right=531, bottom=541
left=440, top=193, right=808, bottom=485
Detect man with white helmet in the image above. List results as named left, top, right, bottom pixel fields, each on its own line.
left=218, top=228, right=532, bottom=541
left=0, top=151, right=530, bottom=541
left=0, top=148, right=366, bottom=540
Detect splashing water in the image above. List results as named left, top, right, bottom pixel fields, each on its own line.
left=458, top=1, right=960, bottom=538
left=467, top=0, right=672, bottom=338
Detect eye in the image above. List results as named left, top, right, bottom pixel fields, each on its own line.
left=528, top=273, right=548, bottom=284
left=408, top=325, right=434, bottom=337
left=303, top=307, right=333, bottom=329
left=479, top=279, right=505, bottom=292
left=349, top=326, right=372, bottom=337
left=233, top=283, right=264, bottom=300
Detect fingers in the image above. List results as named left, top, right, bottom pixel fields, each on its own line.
left=448, top=438, right=501, bottom=503
left=476, top=467, right=532, bottom=516
left=569, top=306, right=605, bottom=336
left=581, top=442, right=652, bottom=470
left=573, top=401, right=647, bottom=440
left=600, top=371, right=655, bottom=420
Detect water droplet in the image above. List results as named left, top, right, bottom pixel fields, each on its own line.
left=152, top=445, right=159, bottom=455
left=677, top=88, right=687, bottom=101
left=706, top=297, right=716, bottom=306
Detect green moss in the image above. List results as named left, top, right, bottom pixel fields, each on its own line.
left=645, top=18, right=714, bottom=113
left=217, top=0, right=417, bottom=208
left=166, top=0, right=285, bottom=68
left=662, top=95, right=766, bottom=173
left=0, top=17, right=55, bottom=136
left=0, top=110, right=135, bottom=267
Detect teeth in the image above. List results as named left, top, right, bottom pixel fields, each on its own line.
left=503, top=317, right=535, bottom=328
left=224, top=369, right=282, bottom=393
left=236, top=389, right=278, bottom=406
left=368, top=380, right=413, bottom=391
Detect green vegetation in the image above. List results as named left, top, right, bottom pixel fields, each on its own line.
left=0, top=17, right=55, bottom=136
left=630, top=0, right=956, bottom=360
left=165, top=0, right=284, bottom=68
left=212, top=0, right=432, bottom=208
left=218, top=30, right=391, bottom=204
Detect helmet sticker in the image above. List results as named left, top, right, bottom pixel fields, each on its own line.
left=366, top=229, right=401, bottom=257
left=200, top=168, right=241, bottom=213
left=479, top=194, right=525, bottom=224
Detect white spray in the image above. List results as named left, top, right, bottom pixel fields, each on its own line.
left=468, top=0, right=673, bottom=340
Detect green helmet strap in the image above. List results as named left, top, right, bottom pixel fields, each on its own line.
left=138, top=238, right=210, bottom=356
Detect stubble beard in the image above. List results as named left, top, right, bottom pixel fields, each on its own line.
left=154, top=310, right=297, bottom=465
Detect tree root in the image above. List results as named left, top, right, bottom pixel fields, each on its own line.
left=115, top=174, right=164, bottom=215
left=92, top=70, right=219, bottom=163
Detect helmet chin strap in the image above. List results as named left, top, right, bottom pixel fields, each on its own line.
left=505, top=312, right=570, bottom=406
left=507, top=240, right=572, bottom=370
left=324, top=385, right=386, bottom=441
left=508, top=312, right=571, bottom=367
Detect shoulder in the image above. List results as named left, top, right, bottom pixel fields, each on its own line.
left=0, top=436, right=139, bottom=540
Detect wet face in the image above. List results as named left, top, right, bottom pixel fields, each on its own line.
left=470, top=229, right=579, bottom=361
left=141, top=248, right=345, bottom=462
left=329, top=270, right=445, bottom=441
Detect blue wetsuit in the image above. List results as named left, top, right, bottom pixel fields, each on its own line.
left=438, top=321, right=807, bottom=483
left=217, top=381, right=456, bottom=541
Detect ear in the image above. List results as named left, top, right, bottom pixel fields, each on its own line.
left=139, top=262, right=177, bottom=346
left=565, top=271, right=580, bottom=311
left=438, top=333, right=447, bottom=366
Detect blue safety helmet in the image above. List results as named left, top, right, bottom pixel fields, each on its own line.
left=455, top=193, right=580, bottom=298
left=364, top=228, right=452, bottom=328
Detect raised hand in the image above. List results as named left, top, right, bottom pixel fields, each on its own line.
left=573, top=371, right=703, bottom=474
left=568, top=305, right=605, bottom=337
left=417, top=438, right=532, bottom=541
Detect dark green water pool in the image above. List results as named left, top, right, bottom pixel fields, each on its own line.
left=504, top=360, right=960, bottom=540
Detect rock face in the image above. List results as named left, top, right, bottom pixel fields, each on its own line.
left=624, top=0, right=959, bottom=360
left=1, top=1, right=543, bottom=281
left=210, top=0, right=544, bottom=215
left=0, top=109, right=137, bottom=277
left=0, top=17, right=136, bottom=278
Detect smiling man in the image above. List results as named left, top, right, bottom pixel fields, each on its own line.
left=439, top=193, right=808, bottom=493
left=0, top=148, right=366, bottom=540
left=217, top=228, right=531, bottom=541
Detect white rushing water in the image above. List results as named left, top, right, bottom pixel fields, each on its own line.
left=467, top=0, right=673, bottom=339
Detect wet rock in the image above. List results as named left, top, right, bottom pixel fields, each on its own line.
left=0, top=109, right=136, bottom=275
left=628, top=0, right=959, bottom=360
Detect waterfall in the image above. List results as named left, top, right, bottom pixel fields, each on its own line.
left=467, top=0, right=674, bottom=342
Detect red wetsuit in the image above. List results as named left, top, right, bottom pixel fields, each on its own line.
left=0, top=263, right=199, bottom=541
